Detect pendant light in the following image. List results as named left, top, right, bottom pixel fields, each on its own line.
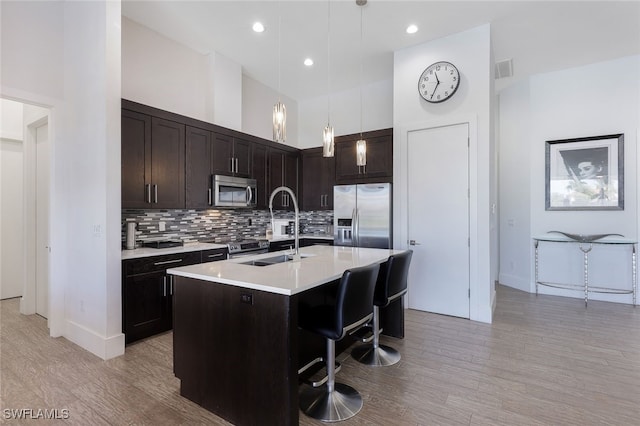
left=322, top=0, right=334, bottom=157
left=273, top=4, right=286, bottom=143
left=356, top=0, right=366, bottom=169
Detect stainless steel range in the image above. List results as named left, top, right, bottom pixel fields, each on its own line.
left=226, top=239, right=270, bottom=258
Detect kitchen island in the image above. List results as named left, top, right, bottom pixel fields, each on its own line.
left=167, top=245, right=406, bottom=426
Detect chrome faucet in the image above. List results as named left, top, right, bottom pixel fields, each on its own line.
left=268, top=186, right=300, bottom=258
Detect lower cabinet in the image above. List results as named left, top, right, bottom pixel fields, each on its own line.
left=122, top=248, right=227, bottom=344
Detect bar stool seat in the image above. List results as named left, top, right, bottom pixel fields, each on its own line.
left=352, top=250, right=413, bottom=367
left=298, top=264, right=379, bottom=422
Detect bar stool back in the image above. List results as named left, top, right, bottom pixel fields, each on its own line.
left=352, top=250, right=413, bottom=366
left=298, top=263, right=379, bottom=422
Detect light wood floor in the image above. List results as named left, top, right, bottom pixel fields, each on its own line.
left=1, top=285, right=639, bottom=425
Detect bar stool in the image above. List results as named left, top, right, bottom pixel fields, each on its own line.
left=352, top=250, right=413, bottom=367
left=298, top=263, right=380, bottom=422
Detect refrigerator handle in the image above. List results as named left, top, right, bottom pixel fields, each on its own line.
left=354, top=208, right=359, bottom=247
left=351, top=208, right=357, bottom=247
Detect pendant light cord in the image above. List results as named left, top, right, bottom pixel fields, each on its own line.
left=278, top=1, right=282, bottom=102
left=327, top=0, right=331, bottom=125
left=359, top=4, right=363, bottom=139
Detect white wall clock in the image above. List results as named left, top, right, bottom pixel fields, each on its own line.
left=418, top=61, right=460, bottom=103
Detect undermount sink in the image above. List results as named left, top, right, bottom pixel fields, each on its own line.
left=241, top=253, right=313, bottom=267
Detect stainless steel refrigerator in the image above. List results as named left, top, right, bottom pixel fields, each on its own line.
left=333, top=183, right=392, bottom=249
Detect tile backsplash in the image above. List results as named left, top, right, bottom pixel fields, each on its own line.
left=122, top=209, right=333, bottom=246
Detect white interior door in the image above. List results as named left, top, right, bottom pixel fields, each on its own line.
left=35, top=123, right=49, bottom=318
left=407, top=123, right=470, bottom=318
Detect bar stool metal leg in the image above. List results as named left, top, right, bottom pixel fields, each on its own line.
left=351, top=306, right=402, bottom=366
left=299, top=339, right=363, bottom=422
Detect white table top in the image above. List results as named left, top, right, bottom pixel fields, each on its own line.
left=121, top=242, right=227, bottom=260
left=167, top=245, right=406, bottom=296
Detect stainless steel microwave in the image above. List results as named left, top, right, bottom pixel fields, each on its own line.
left=213, top=175, right=257, bottom=208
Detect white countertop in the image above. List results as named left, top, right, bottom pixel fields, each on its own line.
left=167, top=245, right=405, bottom=296
left=121, top=242, right=227, bottom=260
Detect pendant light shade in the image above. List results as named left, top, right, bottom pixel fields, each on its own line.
left=322, top=0, right=334, bottom=157
left=356, top=139, right=366, bottom=166
left=323, top=125, right=335, bottom=157
left=273, top=101, right=286, bottom=142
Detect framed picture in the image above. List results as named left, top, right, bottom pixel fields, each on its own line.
left=545, top=134, right=624, bottom=211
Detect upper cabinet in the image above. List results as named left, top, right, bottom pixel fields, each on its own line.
left=212, top=134, right=251, bottom=178
left=122, top=100, right=393, bottom=212
left=251, top=143, right=268, bottom=209
left=122, top=108, right=185, bottom=209
left=185, top=126, right=213, bottom=209
left=301, top=148, right=335, bottom=211
left=268, top=148, right=299, bottom=210
left=334, top=128, right=393, bottom=184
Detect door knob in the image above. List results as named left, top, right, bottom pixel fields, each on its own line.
left=409, top=240, right=421, bottom=246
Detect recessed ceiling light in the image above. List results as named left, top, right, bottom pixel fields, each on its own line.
left=406, top=24, right=418, bottom=34
left=252, top=22, right=265, bottom=33
left=304, top=58, right=314, bottom=67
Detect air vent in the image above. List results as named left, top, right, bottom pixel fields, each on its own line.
left=495, top=59, right=513, bottom=79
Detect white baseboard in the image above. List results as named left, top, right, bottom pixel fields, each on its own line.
left=65, top=320, right=125, bottom=360
left=498, top=273, right=532, bottom=293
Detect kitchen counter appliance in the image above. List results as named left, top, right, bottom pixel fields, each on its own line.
left=334, top=183, right=392, bottom=249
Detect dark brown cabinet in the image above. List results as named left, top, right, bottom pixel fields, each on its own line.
left=212, top=133, right=251, bottom=177
left=121, top=108, right=185, bottom=209
left=268, top=148, right=299, bottom=210
left=301, top=148, right=335, bottom=210
left=334, top=128, right=393, bottom=184
left=251, top=143, right=268, bottom=209
left=185, top=126, right=213, bottom=209
left=122, top=248, right=227, bottom=344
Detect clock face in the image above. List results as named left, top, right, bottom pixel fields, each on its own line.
left=418, top=61, right=460, bottom=103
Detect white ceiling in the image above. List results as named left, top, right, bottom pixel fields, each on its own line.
left=122, top=1, right=640, bottom=102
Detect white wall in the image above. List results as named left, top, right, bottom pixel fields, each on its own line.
left=1, top=0, right=124, bottom=359
left=393, top=24, right=495, bottom=323
left=121, top=16, right=207, bottom=121
left=498, top=80, right=532, bottom=291
left=499, top=55, right=639, bottom=303
left=123, top=17, right=299, bottom=146
left=297, top=79, right=393, bottom=149
left=242, top=74, right=298, bottom=146
left=0, top=99, right=25, bottom=299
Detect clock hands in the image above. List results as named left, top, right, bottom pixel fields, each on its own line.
left=431, top=71, right=440, bottom=99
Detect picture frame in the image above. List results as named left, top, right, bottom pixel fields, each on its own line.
left=545, top=134, right=624, bottom=211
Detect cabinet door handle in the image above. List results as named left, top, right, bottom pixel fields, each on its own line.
left=146, top=184, right=152, bottom=203
left=207, top=253, right=225, bottom=259
left=230, top=157, right=234, bottom=173
left=163, top=276, right=167, bottom=297
left=235, top=158, right=239, bottom=174
left=154, top=258, right=183, bottom=266
left=153, top=184, right=158, bottom=203
left=169, top=276, right=173, bottom=295
left=208, top=188, right=212, bottom=205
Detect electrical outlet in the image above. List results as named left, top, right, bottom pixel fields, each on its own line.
left=92, top=224, right=102, bottom=237
left=159, top=221, right=166, bottom=231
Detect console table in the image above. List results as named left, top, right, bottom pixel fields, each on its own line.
left=533, top=232, right=637, bottom=306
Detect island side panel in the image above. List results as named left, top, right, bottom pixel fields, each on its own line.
left=173, top=276, right=299, bottom=426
